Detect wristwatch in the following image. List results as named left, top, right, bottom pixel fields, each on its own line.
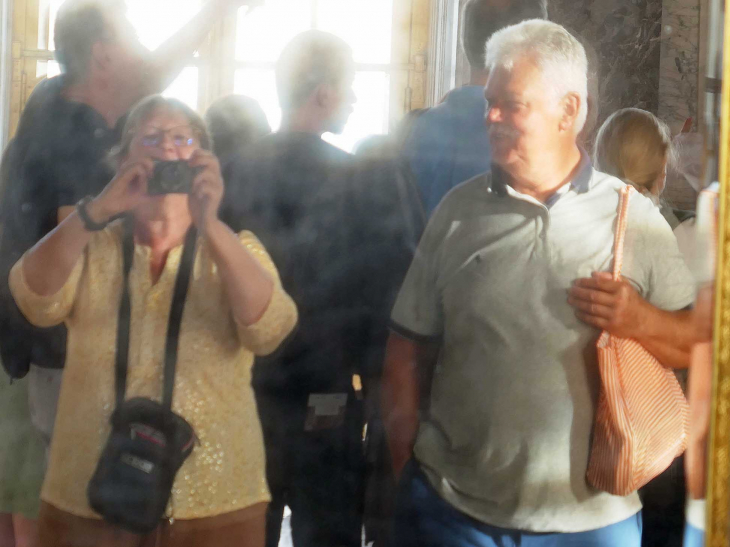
left=76, top=196, right=109, bottom=232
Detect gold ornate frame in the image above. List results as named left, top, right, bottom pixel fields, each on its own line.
left=707, top=3, right=730, bottom=545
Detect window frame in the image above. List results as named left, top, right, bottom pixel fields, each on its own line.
left=427, top=0, right=459, bottom=105
left=3, top=0, right=435, bottom=144
left=0, top=0, right=12, bottom=149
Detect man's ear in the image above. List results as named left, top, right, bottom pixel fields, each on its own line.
left=559, top=92, right=581, bottom=132
left=90, top=41, right=112, bottom=76
left=314, top=82, right=335, bottom=110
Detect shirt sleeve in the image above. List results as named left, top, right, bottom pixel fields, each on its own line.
left=402, top=109, right=453, bottom=214
left=622, top=196, right=696, bottom=311
left=402, top=114, right=436, bottom=176
left=390, top=212, right=444, bottom=340
left=54, top=152, right=113, bottom=208
left=8, top=252, right=84, bottom=328
left=233, top=231, right=298, bottom=356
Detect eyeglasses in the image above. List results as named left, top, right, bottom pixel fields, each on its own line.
left=138, top=125, right=197, bottom=149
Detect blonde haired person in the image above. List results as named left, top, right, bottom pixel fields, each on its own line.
left=594, top=108, right=680, bottom=229
left=9, top=95, right=297, bottom=547
left=596, top=107, right=691, bottom=546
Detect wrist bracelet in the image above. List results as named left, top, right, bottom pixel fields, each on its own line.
left=76, top=196, right=109, bottom=232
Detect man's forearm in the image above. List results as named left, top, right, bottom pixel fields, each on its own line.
left=381, top=332, right=424, bottom=479
left=687, top=341, right=713, bottom=498
left=636, top=307, right=694, bottom=369
left=143, top=0, right=231, bottom=94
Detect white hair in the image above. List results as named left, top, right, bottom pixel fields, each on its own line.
left=485, top=20, right=589, bottom=133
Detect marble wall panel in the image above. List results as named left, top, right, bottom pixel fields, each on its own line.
left=658, top=0, right=701, bottom=209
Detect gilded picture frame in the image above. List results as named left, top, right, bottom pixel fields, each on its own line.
left=707, top=2, right=730, bottom=545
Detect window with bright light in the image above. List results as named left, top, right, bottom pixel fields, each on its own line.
left=234, top=0, right=394, bottom=151
left=39, top=0, right=203, bottom=109
left=21, top=0, right=411, bottom=152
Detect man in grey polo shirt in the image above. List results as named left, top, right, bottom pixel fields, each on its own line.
left=382, top=20, right=697, bottom=547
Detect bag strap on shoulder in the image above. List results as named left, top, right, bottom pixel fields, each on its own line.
left=115, top=219, right=135, bottom=407
left=162, top=227, right=197, bottom=409
left=612, top=185, right=633, bottom=280
left=115, top=219, right=197, bottom=410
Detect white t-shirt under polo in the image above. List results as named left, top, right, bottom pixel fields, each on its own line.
left=390, top=164, right=696, bottom=533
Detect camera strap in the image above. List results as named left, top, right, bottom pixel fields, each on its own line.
left=114, top=218, right=198, bottom=410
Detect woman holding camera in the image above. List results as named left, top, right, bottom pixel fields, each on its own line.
left=9, top=95, right=298, bottom=547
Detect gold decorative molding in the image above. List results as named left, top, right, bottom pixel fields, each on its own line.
left=706, top=2, right=730, bottom=545
left=8, top=0, right=41, bottom=138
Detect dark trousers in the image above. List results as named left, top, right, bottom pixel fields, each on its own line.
left=255, top=391, right=365, bottom=547
left=639, top=456, right=686, bottom=547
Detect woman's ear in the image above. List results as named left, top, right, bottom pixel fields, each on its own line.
left=559, top=93, right=581, bottom=133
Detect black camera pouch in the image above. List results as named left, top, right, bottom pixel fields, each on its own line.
left=88, top=398, right=196, bottom=534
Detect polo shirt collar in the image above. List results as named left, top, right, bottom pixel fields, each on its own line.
left=489, top=147, right=594, bottom=199
left=571, top=148, right=593, bottom=193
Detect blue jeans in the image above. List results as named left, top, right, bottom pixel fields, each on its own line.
left=392, top=461, right=642, bottom=547
left=683, top=524, right=704, bottom=547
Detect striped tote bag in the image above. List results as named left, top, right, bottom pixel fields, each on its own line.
left=586, top=185, right=689, bottom=496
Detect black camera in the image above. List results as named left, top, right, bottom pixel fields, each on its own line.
left=148, top=160, right=199, bottom=196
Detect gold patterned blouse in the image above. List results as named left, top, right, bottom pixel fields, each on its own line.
left=9, top=221, right=298, bottom=520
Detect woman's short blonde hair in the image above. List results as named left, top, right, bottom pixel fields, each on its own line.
left=111, top=95, right=211, bottom=165
left=594, top=108, right=673, bottom=193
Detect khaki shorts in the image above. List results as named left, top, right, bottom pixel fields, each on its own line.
left=38, top=501, right=267, bottom=547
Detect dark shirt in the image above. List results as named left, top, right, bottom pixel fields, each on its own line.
left=222, top=131, right=424, bottom=396
left=0, top=76, right=118, bottom=376
left=402, top=86, right=492, bottom=216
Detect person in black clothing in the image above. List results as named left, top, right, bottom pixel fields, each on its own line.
left=222, top=30, right=424, bottom=547
left=353, top=115, right=431, bottom=547
left=205, top=94, right=271, bottom=177
left=0, top=0, right=260, bottom=445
